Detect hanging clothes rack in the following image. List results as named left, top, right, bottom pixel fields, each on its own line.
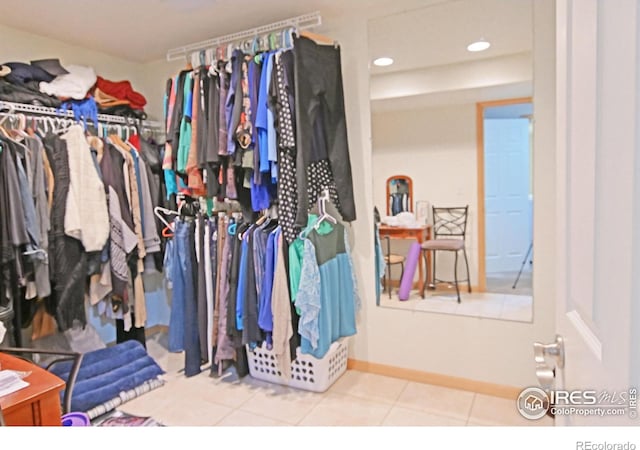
left=0, top=100, right=164, bottom=129
left=165, top=11, right=325, bottom=62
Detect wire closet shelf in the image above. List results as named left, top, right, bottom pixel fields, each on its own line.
left=165, top=11, right=322, bottom=62
left=0, top=100, right=164, bottom=129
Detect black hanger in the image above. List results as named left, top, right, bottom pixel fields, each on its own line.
left=178, top=195, right=200, bottom=218
left=261, top=217, right=279, bottom=233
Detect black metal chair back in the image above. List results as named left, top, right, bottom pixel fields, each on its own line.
left=432, top=206, right=469, bottom=239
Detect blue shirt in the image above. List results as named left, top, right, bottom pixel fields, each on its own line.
left=177, top=72, right=193, bottom=173
left=235, top=228, right=251, bottom=330
left=248, top=59, right=259, bottom=148
left=226, top=50, right=243, bottom=156
left=164, top=169, right=178, bottom=199
left=258, top=227, right=278, bottom=334
left=296, top=224, right=359, bottom=359
left=252, top=222, right=270, bottom=299
left=256, top=51, right=272, bottom=174
left=131, top=149, right=144, bottom=232
left=183, top=73, right=193, bottom=119
left=265, top=53, right=278, bottom=182
left=249, top=58, right=262, bottom=179
left=250, top=175, right=271, bottom=211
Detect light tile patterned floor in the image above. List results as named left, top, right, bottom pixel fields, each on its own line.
left=118, top=348, right=553, bottom=427
left=379, top=291, right=533, bottom=322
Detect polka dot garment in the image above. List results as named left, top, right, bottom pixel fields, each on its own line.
left=274, top=54, right=300, bottom=243
left=277, top=147, right=299, bottom=243
left=307, top=159, right=342, bottom=216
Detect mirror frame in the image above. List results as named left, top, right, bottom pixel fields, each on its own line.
left=386, top=175, right=413, bottom=216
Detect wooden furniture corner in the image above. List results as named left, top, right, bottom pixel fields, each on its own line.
left=0, top=352, right=65, bottom=426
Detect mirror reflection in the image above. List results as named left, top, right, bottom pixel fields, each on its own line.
left=370, top=0, right=534, bottom=323
left=387, top=175, right=413, bottom=216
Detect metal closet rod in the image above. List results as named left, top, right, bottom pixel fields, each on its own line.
left=0, top=100, right=164, bottom=129
left=165, top=11, right=322, bottom=62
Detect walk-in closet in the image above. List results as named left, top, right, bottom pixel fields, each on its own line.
left=5, top=0, right=630, bottom=442
left=0, top=9, right=363, bottom=428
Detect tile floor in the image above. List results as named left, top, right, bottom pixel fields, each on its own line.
left=379, top=290, right=533, bottom=322
left=117, top=338, right=552, bottom=427
left=485, top=270, right=532, bottom=297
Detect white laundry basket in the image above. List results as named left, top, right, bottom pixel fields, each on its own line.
left=247, top=338, right=349, bottom=393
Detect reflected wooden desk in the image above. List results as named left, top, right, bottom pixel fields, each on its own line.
left=0, top=352, right=64, bottom=426
left=378, top=224, right=431, bottom=294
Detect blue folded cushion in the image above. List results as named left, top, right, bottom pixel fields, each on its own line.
left=3, top=62, right=55, bottom=85
left=49, top=340, right=165, bottom=413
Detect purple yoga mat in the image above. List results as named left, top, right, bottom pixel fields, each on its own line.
left=398, top=242, right=421, bottom=301
left=62, top=412, right=90, bottom=426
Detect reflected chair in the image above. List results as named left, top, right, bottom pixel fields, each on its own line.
left=420, top=206, right=471, bottom=303
left=383, top=236, right=406, bottom=299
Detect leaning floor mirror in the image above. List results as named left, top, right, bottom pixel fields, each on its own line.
left=370, top=0, right=534, bottom=323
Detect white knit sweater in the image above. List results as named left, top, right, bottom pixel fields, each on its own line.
left=62, top=125, right=109, bottom=252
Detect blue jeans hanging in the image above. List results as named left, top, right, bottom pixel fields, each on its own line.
left=167, top=218, right=201, bottom=376
left=167, top=229, right=184, bottom=353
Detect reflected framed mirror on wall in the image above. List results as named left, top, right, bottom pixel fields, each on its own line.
left=386, top=175, right=413, bottom=216
left=369, top=0, right=534, bottom=323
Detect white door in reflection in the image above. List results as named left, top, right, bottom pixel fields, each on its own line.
left=484, top=117, right=532, bottom=274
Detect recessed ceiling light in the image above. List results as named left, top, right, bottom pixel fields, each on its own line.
left=467, top=40, right=491, bottom=52
left=373, top=57, right=394, bottom=67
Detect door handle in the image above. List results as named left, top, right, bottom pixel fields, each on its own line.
left=534, top=334, right=565, bottom=369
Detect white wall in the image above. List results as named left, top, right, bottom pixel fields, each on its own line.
left=139, top=58, right=186, bottom=121
left=1, top=22, right=188, bottom=121
left=371, top=52, right=532, bottom=101
left=372, top=103, right=479, bottom=284
left=0, top=24, right=148, bottom=99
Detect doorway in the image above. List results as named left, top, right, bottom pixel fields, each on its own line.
left=477, top=97, right=533, bottom=295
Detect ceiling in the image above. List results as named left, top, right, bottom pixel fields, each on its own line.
left=0, top=0, right=533, bottom=111
left=368, top=0, right=534, bottom=111
left=0, top=0, right=530, bottom=67
left=368, top=0, right=533, bottom=74
left=0, top=0, right=412, bottom=63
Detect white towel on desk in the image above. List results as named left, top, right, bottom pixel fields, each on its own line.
left=381, top=212, right=421, bottom=228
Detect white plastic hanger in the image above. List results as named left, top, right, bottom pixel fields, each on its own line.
left=23, top=248, right=47, bottom=258
left=154, top=206, right=179, bottom=230
left=12, top=113, right=30, bottom=139
left=314, top=189, right=337, bottom=230
left=0, top=102, right=14, bottom=127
